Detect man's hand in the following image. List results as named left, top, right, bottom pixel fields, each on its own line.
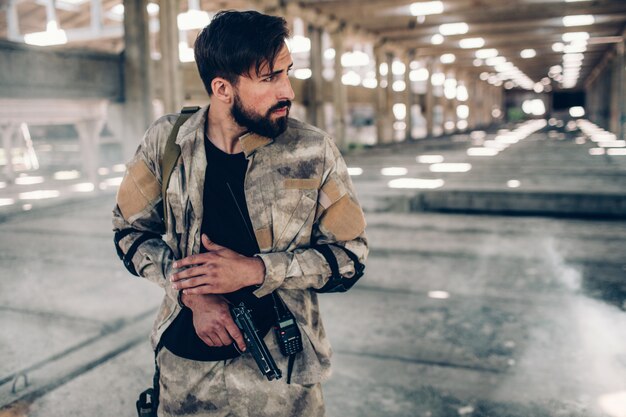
left=170, top=234, right=265, bottom=295
left=181, top=292, right=246, bottom=351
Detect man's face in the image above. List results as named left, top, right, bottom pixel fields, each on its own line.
left=231, top=45, right=295, bottom=138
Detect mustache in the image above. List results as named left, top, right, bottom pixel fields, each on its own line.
left=268, top=100, right=292, bottom=113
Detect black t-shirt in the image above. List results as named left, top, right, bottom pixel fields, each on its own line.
left=160, top=133, right=276, bottom=361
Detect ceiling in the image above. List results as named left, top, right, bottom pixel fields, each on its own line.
left=1, top=0, right=625, bottom=91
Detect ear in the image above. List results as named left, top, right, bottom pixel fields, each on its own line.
left=211, top=77, right=234, bottom=104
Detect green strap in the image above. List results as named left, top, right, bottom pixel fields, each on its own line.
left=160, top=106, right=200, bottom=227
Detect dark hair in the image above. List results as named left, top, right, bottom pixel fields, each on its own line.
left=194, top=10, right=290, bottom=95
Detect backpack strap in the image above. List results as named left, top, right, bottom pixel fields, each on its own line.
left=160, top=106, right=200, bottom=226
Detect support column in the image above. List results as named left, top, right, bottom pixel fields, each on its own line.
left=1, top=124, right=18, bottom=183
left=425, top=58, right=434, bottom=138
left=123, top=0, right=154, bottom=159
left=308, top=24, right=324, bottom=129
left=384, top=52, right=394, bottom=143
left=7, top=0, right=20, bottom=41
left=331, top=31, right=347, bottom=150
left=622, top=32, right=626, bottom=140
left=75, top=119, right=105, bottom=187
left=404, top=50, right=414, bottom=141
left=610, top=40, right=624, bottom=139
left=466, top=74, right=476, bottom=130
left=159, top=0, right=184, bottom=114
left=374, top=45, right=386, bottom=145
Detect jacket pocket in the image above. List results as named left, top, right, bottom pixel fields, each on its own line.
left=272, top=188, right=317, bottom=251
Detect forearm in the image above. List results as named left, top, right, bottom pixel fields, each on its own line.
left=253, top=235, right=368, bottom=297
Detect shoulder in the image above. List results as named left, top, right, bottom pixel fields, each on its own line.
left=272, top=118, right=331, bottom=153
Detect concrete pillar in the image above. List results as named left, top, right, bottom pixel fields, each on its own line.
left=622, top=33, right=626, bottom=139
left=75, top=119, right=105, bottom=186
left=425, top=58, right=434, bottom=138
left=374, top=46, right=386, bottom=145
left=159, top=0, right=184, bottom=114
left=331, top=31, right=347, bottom=150
left=123, top=0, right=154, bottom=159
left=0, top=124, right=18, bottom=182
left=307, top=24, right=324, bottom=129
left=443, top=69, right=455, bottom=134
left=384, top=52, right=394, bottom=143
left=404, top=50, right=414, bottom=141
left=610, top=41, right=624, bottom=139
left=7, top=0, right=20, bottom=41
left=466, top=74, right=476, bottom=130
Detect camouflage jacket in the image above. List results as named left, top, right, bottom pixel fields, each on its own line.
left=112, top=105, right=368, bottom=384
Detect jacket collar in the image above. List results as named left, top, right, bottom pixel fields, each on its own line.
left=175, top=104, right=273, bottom=158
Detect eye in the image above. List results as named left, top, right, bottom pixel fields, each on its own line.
left=263, top=76, right=274, bottom=82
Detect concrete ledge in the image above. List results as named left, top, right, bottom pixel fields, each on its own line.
left=411, top=190, right=626, bottom=219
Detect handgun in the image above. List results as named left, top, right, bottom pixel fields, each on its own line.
left=230, top=301, right=282, bottom=381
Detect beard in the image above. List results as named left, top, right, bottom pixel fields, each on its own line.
left=231, top=92, right=291, bottom=138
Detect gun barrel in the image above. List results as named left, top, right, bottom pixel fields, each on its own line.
left=231, top=302, right=282, bottom=381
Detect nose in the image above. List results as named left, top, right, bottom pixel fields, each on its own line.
left=279, top=75, right=295, bottom=101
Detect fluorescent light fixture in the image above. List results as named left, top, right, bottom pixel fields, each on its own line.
left=473, top=59, right=483, bottom=67
left=362, top=78, right=377, bottom=88
left=431, top=34, right=444, bottom=45
left=430, top=162, right=471, bottom=172
left=467, top=147, right=499, bottom=156
left=456, top=85, right=469, bottom=101
left=15, top=176, right=44, bottom=185
left=392, top=60, right=406, bottom=75
left=552, top=42, right=564, bottom=52
left=410, top=1, right=444, bottom=16
left=178, top=41, right=195, bottom=62
left=381, top=167, right=408, bottom=176
left=379, top=63, right=388, bottom=76
left=393, top=81, right=407, bottom=92
left=459, top=37, right=484, bottom=49
left=19, top=190, right=61, bottom=200
left=177, top=9, right=211, bottom=30
left=456, top=105, right=470, bottom=120
left=147, top=2, right=159, bottom=16
left=569, top=106, right=585, bottom=117
left=417, top=155, right=444, bottom=164
left=294, top=68, right=312, bottom=79
left=388, top=178, right=444, bottom=189
left=428, top=290, right=450, bottom=299
left=507, top=180, right=521, bottom=188
left=564, top=43, right=586, bottom=53
left=440, top=53, right=456, bottom=64
left=562, top=32, right=590, bottom=42
left=475, top=48, right=498, bottom=59
left=347, top=167, right=363, bottom=176
left=410, top=68, right=430, bottom=82
left=287, top=35, right=311, bottom=54
left=111, top=4, right=124, bottom=15
left=520, top=49, right=536, bottom=58
left=324, top=48, right=336, bottom=60
left=563, top=53, right=584, bottom=62
left=54, top=170, right=80, bottom=180
left=486, top=56, right=506, bottom=66
left=24, top=21, right=68, bottom=46
left=393, top=103, right=407, bottom=120
left=563, top=15, right=595, bottom=26
left=342, top=71, right=361, bottom=86
left=439, top=22, right=469, bottom=36
left=341, top=51, right=370, bottom=67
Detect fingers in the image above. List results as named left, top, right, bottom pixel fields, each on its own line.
left=171, top=265, right=215, bottom=284
left=225, top=320, right=246, bottom=352
left=202, top=234, right=223, bottom=251
left=172, top=252, right=217, bottom=269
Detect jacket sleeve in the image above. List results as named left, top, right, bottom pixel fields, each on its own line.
left=112, top=118, right=180, bottom=305
left=253, top=136, right=368, bottom=298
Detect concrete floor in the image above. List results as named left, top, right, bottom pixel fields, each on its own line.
left=0, top=120, right=625, bottom=417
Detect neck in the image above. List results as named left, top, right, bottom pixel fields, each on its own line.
left=206, top=103, right=246, bottom=154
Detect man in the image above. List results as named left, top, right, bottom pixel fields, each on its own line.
left=113, top=10, right=367, bottom=417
